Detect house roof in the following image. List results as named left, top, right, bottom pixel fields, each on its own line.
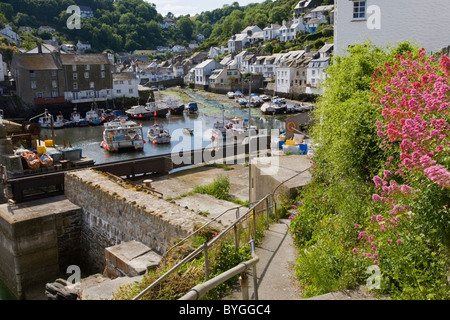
left=311, top=5, right=334, bottom=12
left=295, top=0, right=314, bottom=9
left=307, top=18, right=322, bottom=25
left=195, top=58, right=218, bottom=69
left=13, top=53, right=60, bottom=70
left=113, top=72, right=137, bottom=81
left=319, top=43, right=334, bottom=53
left=60, top=54, right=110, bottom=65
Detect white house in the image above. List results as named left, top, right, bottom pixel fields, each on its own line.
left=263, top=24, right=281, bottom=42
left=80, top=6, right=94, bottom=19
left=194, top=59, right=222, bottom=88
left=334, top=0, right=450, bottom=56
left=310, top=5, right=334, bottom=22
left=228, top=26, right=263, bottom=53
left=112, top=72, right=139, bottom=99
left=77, top=40, right=91, bottom=53
left=306, top=57, right=330, bottom=95
left=279, top=17, right=305, bottom=41
left=228, top=33, right=248, bottom=53
left=0, top=24, right=20, bottom=45
left=208, top=46, right=226, bottom=58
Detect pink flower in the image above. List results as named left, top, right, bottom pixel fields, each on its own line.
left=373, top=260, right=379, bottom=265
left=373, top=176, right=383, bottom=188
left=372, top=194, right=383, bottom=203
left=396, top=239, right=402, bottom=244
left=352, top=248, right=358, bottom=254
left=400, top=184, right=413, bottom=194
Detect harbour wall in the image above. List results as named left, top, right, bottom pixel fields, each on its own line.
left=0, top=168, right=215, bottom=299
left=64, top=169, right=214, bottom=274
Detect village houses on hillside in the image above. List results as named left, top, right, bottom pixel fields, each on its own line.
left=4, top=0, right=450, bottom=107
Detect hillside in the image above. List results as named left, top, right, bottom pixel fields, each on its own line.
left=0, top=0, right=333, bottom=53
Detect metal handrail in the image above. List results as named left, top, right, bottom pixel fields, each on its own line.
left=132, top=194, right=272, bottom=300
left=162, top=200, right=258, bottom=265
left=179, top=240, right=259, bottom=300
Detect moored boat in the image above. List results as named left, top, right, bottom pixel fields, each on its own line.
left=101, top=119, right=145, bottom=152
left=37, top=110, right=64, bottom=129
left=185, top=102, right=198, bottom=114
left=85, top=109, right=103, bottom=126
left=147, top=123, right=171, bottom=144
left=260, top=102, right=275, bottom=115
left=227, top=91, right=235, bottom=99
left=71, top=108, right=89, bottom=127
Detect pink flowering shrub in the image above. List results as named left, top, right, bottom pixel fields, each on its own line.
left=354, top=48, right=450, bottom=298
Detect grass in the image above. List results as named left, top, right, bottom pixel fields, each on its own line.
left=192, top=175, right=249, bottom=207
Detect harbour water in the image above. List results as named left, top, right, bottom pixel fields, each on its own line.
left=37, top=91, right=287, bottom=165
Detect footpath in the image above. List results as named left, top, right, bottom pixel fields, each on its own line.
left=223, top=218, right=376, bottom=301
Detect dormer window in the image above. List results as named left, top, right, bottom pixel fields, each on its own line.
left=353, top=1, right=366, bottom=20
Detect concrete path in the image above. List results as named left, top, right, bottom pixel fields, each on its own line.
left=223, top=219, right=302, bottom=300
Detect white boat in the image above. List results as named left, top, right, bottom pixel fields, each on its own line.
left=0, top=109, right=3, bottom=124
left=71, top=108, right=89, bottom=127
left=38, top=111, right=64, bottom=129
left=147, top=123, right=171, bottom=144
left=260, top=102, right=275, bottom=115
left=226, top=118, right=258, bottom=143
left=101, top=119, right=145, bottom=152
left=227, top=91, right=235, bottom=99
left=210, top=121, right=233, bottom=142
left=85, top=109, right=102, bottom=125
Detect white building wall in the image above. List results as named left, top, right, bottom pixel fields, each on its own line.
left=276, top=67, right=293, bottom=94
left=334, top=0, right=450, bottom=56
left=0, top=54, right=5, bottom=82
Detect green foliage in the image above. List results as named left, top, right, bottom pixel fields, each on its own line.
left=192, top=175, right=231, bottom=200
left=288, top=41, right=450, bottom=300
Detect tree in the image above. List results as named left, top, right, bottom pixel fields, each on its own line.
left=177, top=16, right=194, bottom=41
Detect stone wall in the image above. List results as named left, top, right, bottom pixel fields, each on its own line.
left=0, top=196, right=82, bottom=299
left=64, top=169, right=214, bottom=274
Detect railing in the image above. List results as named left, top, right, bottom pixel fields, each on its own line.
left=132, top=193, right=274, bottom=300
left=179, top=240, right=259, bottom=300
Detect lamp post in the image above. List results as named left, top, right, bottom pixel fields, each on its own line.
left=246, top=77, right=252, bottom=202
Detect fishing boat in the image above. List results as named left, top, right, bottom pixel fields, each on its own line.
left=71, top=108, right=89, bottom=127
left=185, top=102, right=198, bottom=114
left=227, top=91, right=235, bottom=99
left=37, top=110, right=65, bottom=129
left=85, top=109, right=103, bottom=126
left=101, top=119, right=145, bottom=152
left=237, top=98, right=248, bottom=106
left=125, top=104, right=156, bottom=120
left=147, top=123, right=171, bottom=144
left=99, top=109, right=116, bottom=123
left=226, top=118, right=258, bottom=143
left=210, top=121, right=233, bottom=142
left=260, top=102, right=275, bottom=115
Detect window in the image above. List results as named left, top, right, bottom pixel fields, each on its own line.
left=52, top=80, right=57, bottom=88
left=29, top=70, right=36, bottom=78
left=101, top=72, right=105, bottom=78
left=72, top=65, right=77, bottom=72
left=73, top=73, right=78, bottom=80
left=51, top=91, right=58, bottom=98
left=73, top=82, right=78, bottom=90
left=90, top=82, right=95, bottom=89
left=51, top=70, right=57, bottom=77
left=85, top=65, right=90, bottom=71
left=116, top=89, right=121, bottom=94
left=30, top=80, right=37, bottom=89
left=84, top=72, right=89, bottom=79
left=353, top=1, right=366, bottom=19
left=101, top=64, right=105, bottom=71
left=129, top=89, right=134, bottom=94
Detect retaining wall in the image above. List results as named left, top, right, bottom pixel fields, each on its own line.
left=64, top=169, right=214, bottom=274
